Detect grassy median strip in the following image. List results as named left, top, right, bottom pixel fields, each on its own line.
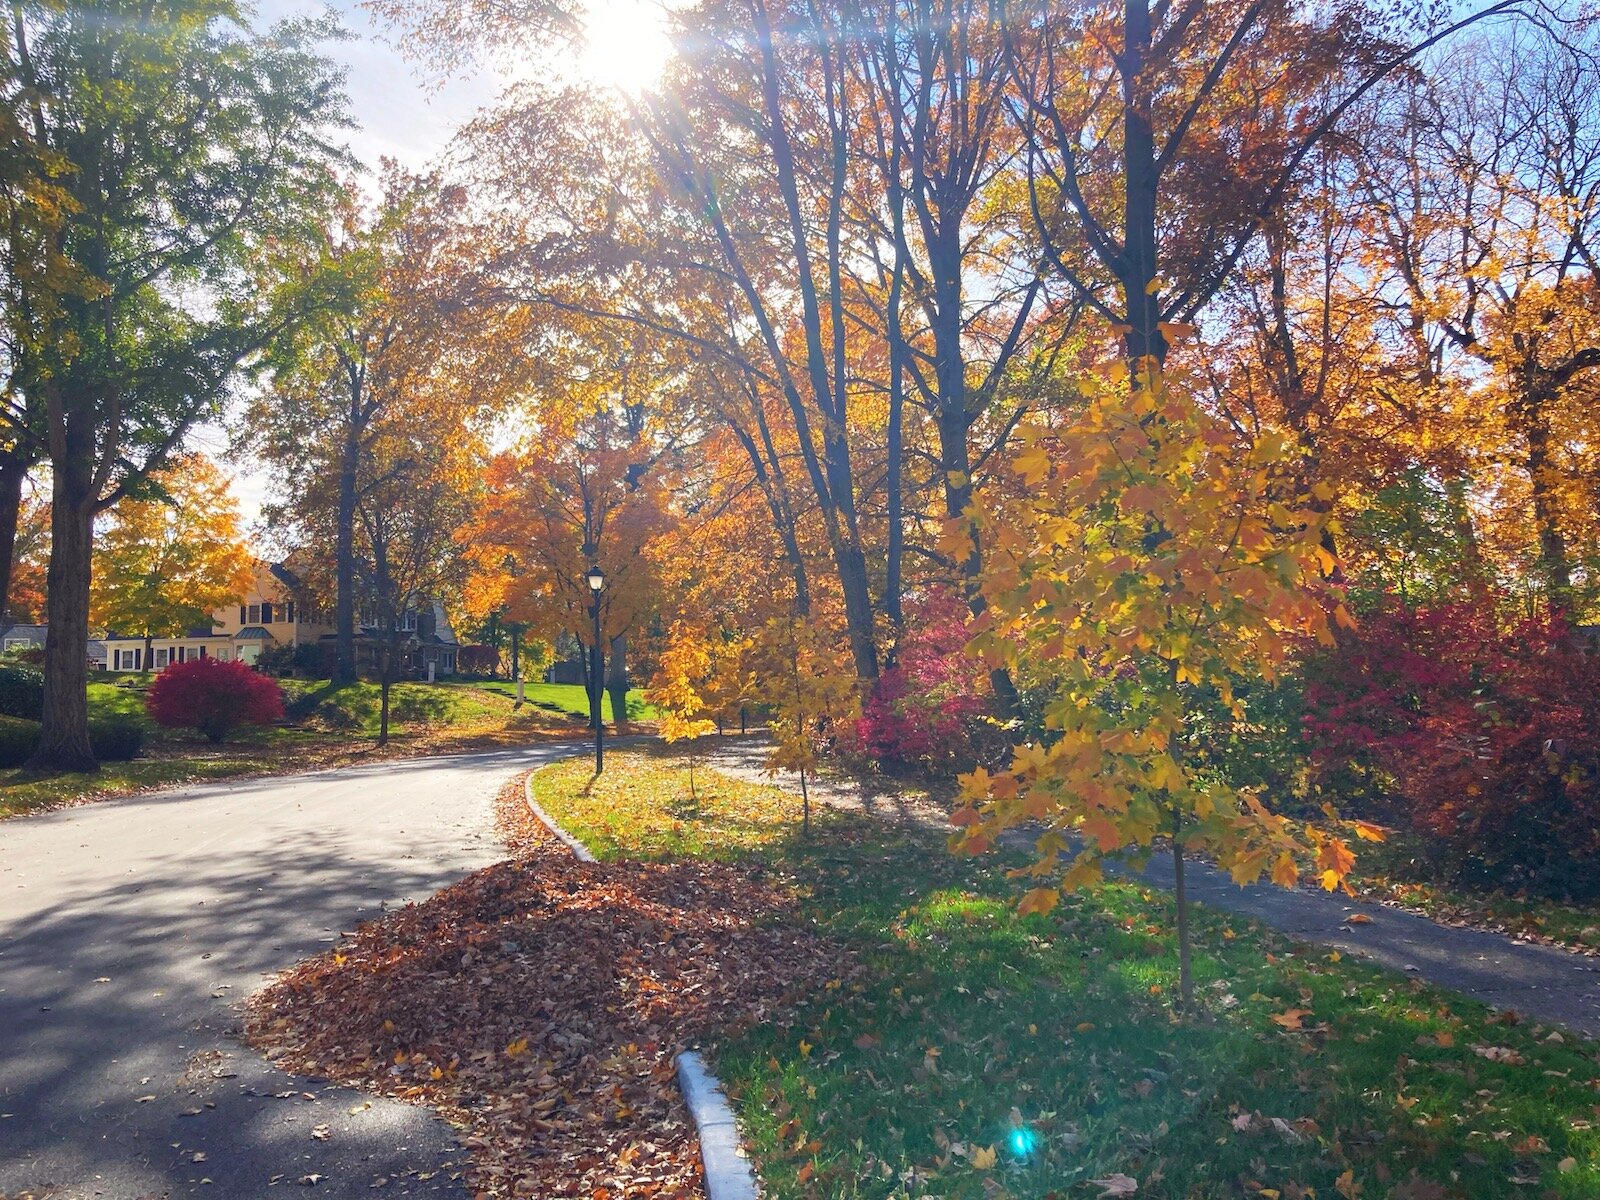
left=532, top=748, right=1600, bottom=1200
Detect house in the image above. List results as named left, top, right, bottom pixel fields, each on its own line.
left=353, top=600, right=461, bottom=678
left=101, top=562, right=328, bottom=671
left=0, top=623, right=47, bottom=655
left=2, top=623, right=107, bottom=670
left=100, top=562, right=460, bottom=678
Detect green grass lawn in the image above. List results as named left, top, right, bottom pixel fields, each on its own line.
left=531, top=750, right=1600, bottom=1200
left=472, top=679, right=655, bottom=722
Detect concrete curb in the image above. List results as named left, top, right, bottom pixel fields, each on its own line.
left=676, top=1050, right=759, bottom=1200
left=521, top=771, right=762, bottom=1199
left=523, top=776, right=597, bottom=863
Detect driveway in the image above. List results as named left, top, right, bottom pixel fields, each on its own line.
left=0, top=743, right=581, bottom=1200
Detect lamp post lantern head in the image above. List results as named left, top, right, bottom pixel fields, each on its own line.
left=585, top=564, right=606, bottom=594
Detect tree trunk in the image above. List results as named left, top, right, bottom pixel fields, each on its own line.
left=335, top=423, right=358, bottom=683
left=1119, top=0, right=1168, bottom=372
left=1517, top=387, right=1573, bottom=607
left=30, top=484, right=96, bottom=772
left=377, top=631, right=398, bottom=747
left=0, top=452, right=28, bottom=627
left=510, top=624, right=521, bottom=702
left=1172, top=834, right=1194, bottom=1012
left=820, top=426, right=879, bottom=680
left=607, top=632, right=628, bottom=729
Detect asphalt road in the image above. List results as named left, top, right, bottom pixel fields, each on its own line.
left=0, top=743, right=580, bottom=1200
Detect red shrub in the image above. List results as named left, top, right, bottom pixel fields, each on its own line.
left=852, top=589, right=993, bottom=772
left=146, top=657, right=285, bottom=743
left=1304, top=599, right=1600, bottom=898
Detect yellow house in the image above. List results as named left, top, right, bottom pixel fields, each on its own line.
left=101, top=563, right=331, bottom=672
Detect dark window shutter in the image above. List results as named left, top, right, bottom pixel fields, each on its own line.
left=286, top=601, right=295, bottom=624
left=240, top=606, right=247, bottom=624
left=262, top=602, right=273, bottom=624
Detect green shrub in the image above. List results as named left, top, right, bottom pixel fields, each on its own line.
left=90, top=717, right=144, bottom=762
left=0, top=664, right=44, bottom=720
left=0, top=716, right=39, bottom=767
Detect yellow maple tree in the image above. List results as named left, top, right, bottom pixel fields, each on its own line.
left=90, top=455, right=255, bottom=663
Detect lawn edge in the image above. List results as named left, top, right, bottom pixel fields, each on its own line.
left=521, top=769, right=760, bottom=1200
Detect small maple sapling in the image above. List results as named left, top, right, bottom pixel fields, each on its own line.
left=647, top=625, right=721, bottom=800
left=756, top=615, right=861, bottom=835
left=146, top=658, right=285, bottom=743
left=952, top=366, right=1366, bottom=1009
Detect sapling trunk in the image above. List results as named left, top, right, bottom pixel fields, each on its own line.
left=800, top=765, right=810, bottom=835
left=1173, top=835, right=1194, bottom=1012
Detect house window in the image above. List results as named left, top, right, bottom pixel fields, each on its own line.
left=401, top=611, right=418, bottom=632
left=3, top=638, right=28, bottom=651
left=116, top=649, right=141, bottom=671
left=153, top=648, right=169, bottom=668
left=247, top=604, right=261, bottom=624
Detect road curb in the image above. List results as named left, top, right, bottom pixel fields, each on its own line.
left=521, top=771, right=761, bottom=1199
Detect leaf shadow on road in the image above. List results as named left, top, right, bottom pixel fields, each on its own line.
left=0, top=755, right=554, bottom=1199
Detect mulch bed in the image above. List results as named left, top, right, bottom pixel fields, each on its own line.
left=245, top=776, right=851, bottom=1198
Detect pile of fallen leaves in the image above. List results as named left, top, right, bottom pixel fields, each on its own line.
left=245, top=776, right=851, bottom=1198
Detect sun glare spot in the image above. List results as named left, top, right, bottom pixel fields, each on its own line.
left=577, top=0, right=673, bottom=95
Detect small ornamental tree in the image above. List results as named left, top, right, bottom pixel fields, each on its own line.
left=755, top=614, right=861, bottom=834
left=953, top=366, right=1375, bottom=1009
left=145, top=658, right=285, bottom=743
left=853, top=587, right=992, bottom=773
left=647, top=624, right=722, bottom=801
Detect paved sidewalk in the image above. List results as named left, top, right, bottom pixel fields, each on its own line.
left=702, top=737, right=1600, bottom=1039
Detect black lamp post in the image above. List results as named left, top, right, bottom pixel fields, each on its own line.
left=585, top=564, right=606, bottom=774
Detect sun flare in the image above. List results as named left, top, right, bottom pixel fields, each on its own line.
left=576, top=0, right=674, bottom=95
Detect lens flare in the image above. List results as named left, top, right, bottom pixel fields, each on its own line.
left=1008, top=1125, right=1038, bottom=1158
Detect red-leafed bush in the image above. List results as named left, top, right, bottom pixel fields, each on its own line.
left=1304, top=599, right=1600, bottom=898
left=850, top=589, right=997, bottom=773
left=146, top=657, right=285, bottom=743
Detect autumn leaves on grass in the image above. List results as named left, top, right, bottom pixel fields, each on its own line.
left=245, top=776, right=850, bottom=1200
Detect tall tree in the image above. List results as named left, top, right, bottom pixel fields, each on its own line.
left=356, top=429, right=476, bottom=746
left=1003, top=0, right=1524, bottom=367
left=1356, top=26, right=1600, bottom=607
left=8, top=0, right=346, bottom=770
left=259, top=172, right=532, bottom=682
left=89, top=455, right=255, bottom=664
left=0, top=10, right=83, bottom=625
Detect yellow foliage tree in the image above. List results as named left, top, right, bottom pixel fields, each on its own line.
left=90, top=455, right=255, bottom=665
left=954, top=366, right=1366, bottom=1008
left=646, top=623, right=721, bottom=799
left=754, top=613, right=861, bottom=834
